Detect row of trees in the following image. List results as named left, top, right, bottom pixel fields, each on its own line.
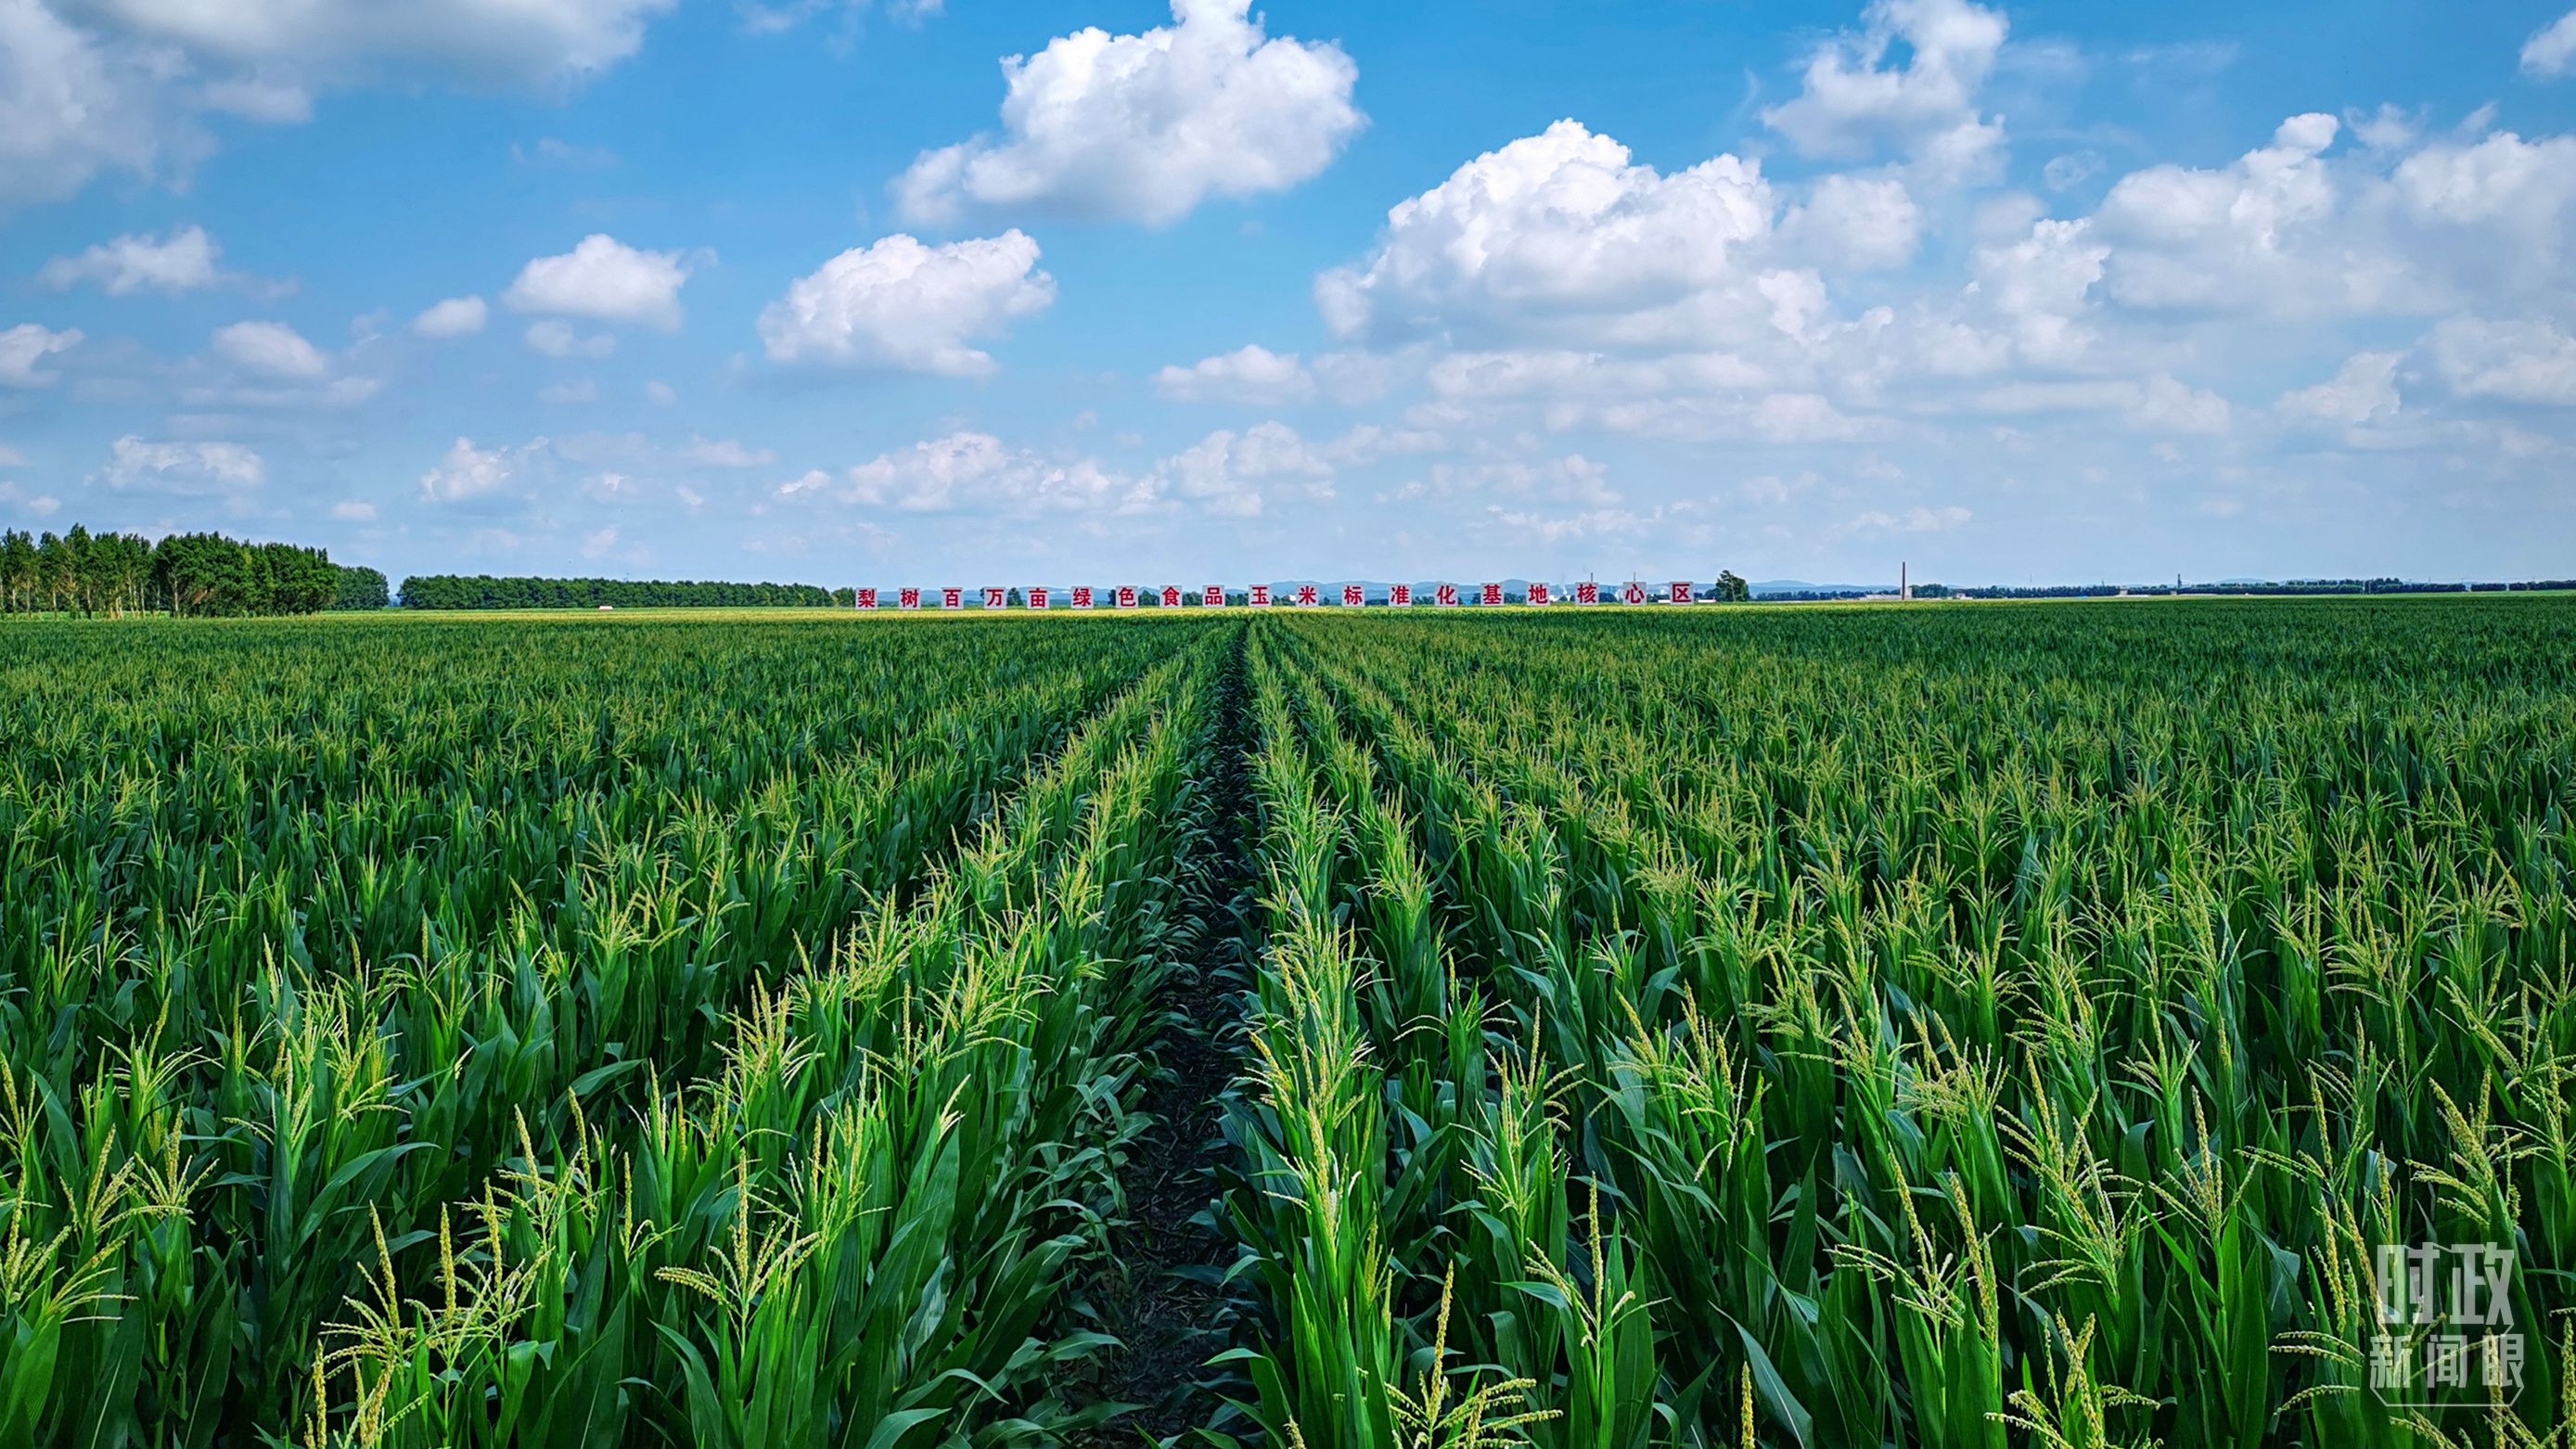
left=395, top=575, right=838, bottom=609
left=0, top=526, right=359, bottom=617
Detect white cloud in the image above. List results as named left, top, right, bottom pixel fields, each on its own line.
left=2, top=0, right=672, bottom=212
left=1751, top=391, right=1874, bottom=441
left=1154, top=343, right=1317, bottom=404
left=1851, top=504, right=1971, bottom=532
left=0, top=0, right=186, bottom=208
left=1782, top=174, right=1922, bottom=271
left=685, top=436, right=778, bottom=468
left=1966, top=374, right=2230, bottom=433
left=580, top=526, right=619, bottom=559
left=2428, top=317, right=2576, bottom=405
left=1760, top=0, right=2009, bottom=185
left=1155, top=421, right=1332, bottom=516
left=211, top=320, right=328, bottom=379
left=2134, top=374, right=2234, bottom=434
left=40, top=224, right=224, bottom=294
left=525, top=320, right=615, bottom=358
left=538, top=378, right=598, bottom=404
left=833, top=431, right=1157, bottom=514
left=414, top=295, right=488, bottom=337
left=0, top=323, right=83, bottom=387
left=1316, top=120, right=1779, bottom=351
left=758, top=231, right=1054, bottom=376
left=2093, top=114, right=2349, bottom=314
left=1966, top=216, right=2108, bottom=366
left=644, top=379, right=676, bottom=405
left=506, top=235, right=693, bottom=328
left=419, top=437, right=519, bottom=502
left=81, top=0, right=677, bottom=84
left=0, top=481, right=62, bottom=517
left=96, top=435, right=265, bottom=493
left=330, top=499, right=377, bottom=520
left=2042, top=150, right=2102, bottom=191
left=2277, top=351, right=2403, bottom=425
left=894, top=0, right=1362, bottom=227
left=2523, top=9, right=2576, bottom=79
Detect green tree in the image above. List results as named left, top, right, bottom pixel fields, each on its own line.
left=0, top=531, right=32, bottom=611
left=155, top=533, right=252, bottom=616
left=332, top=565, right=391, bottom=610
left=1714, top=569, right=1750, bottom=603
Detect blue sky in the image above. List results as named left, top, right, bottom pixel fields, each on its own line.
left=5, top=0, right=2574, bottom=587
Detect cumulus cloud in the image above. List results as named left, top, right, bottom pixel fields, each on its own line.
left=419, top=437, right=520, bottom=502
left=1155, top=421, right=1332, bottom=516
left=2428, top=317, right=2576, bottom=405
left=1781, top=173, right=1922, bottom=271
left=211, top=320, right=328, bottom=379
left=832, top=431, right=1158, bottom=514
left=1760, top=0, right=2009, bottom=185
left=525, top=320, right=615, bottom=358
left=1154, top=343, right=1317, bottom=404
left=95, top=435, right=264, bottom=493
left=894, top=0, right=1362, bottom=226
left=0, top=0, right=186, bottom=208
left=2092, top=114, right=2351, bottom=314
left=2524, top=9, right=2576, bottom=79
left=757, top=231, right=1054, bottom=376
left=1316, top=120, right=1780, bottom=351
left=2277, top=351, right=2403, bottom=425
left=39, top=224, right=224, bottom=294
left=506, top=235, right=693, bottom=328
left=0, top=323, right=83, bottom=387
left=1964, top=216, right=2108, bottom=366
left=414, top=295, right=488, bottom=337
left=82, top=0, right=676, bottom=84
left=3, top=0, right=673, bottom=210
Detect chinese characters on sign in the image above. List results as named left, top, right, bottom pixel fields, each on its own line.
left=865, top=581, right=1712, bottom=610
left=2372, top=1242, right=2523, bottom=1408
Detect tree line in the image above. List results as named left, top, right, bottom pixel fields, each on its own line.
left=0, top=525, right=385, bottom=617
left=394, top=575, right=839, bottom=609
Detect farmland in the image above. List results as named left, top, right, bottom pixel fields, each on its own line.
left=3, top=598, right=2572, bottom=1448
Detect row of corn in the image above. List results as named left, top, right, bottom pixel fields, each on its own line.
left=1214, top=599, right=2576, bottom=1449
left=0, top=613, right=1226, bottom=1444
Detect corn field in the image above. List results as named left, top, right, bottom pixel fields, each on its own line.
left=4, top=599, right=2573, bottom=1448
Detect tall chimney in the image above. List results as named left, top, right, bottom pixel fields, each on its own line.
left=1901, top=561, right=1911, bottom=602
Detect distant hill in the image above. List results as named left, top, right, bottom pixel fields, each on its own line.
left=1750, top=579, right=1889, bottom=596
